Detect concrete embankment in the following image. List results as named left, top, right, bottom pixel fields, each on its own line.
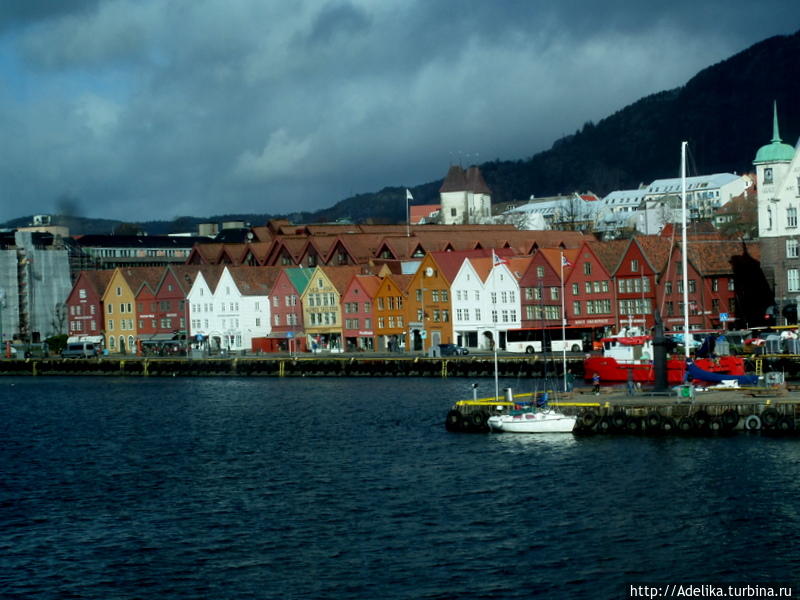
left=0, top=355, right=586, bottom=377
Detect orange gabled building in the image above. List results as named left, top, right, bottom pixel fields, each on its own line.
left=374, top=272, right=412, bottom=352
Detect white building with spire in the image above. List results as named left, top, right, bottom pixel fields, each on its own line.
left=754, top=103, right=800, bottom=311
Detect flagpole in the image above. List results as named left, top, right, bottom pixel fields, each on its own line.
left=492, top=251, right=499, bottom=402
left=406, top=189, right=411, bottom=238
left=560, top=251, right=567, bottom=392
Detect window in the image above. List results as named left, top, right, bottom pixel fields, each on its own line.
left=550, top=287, right=559, bottom=300
left=788, top=239, right=800, bottom=258
left=572, top=283, right=579, bottom=295
left=688, top=280, right=696, bottom=293
left=631, top=259, right=639, bottom=272
left=79, top=289, right=87, bottom=299
left=789, top=269, right=800, bottom=292
left=583, top=262, right=592, bottom=275
left=665, top=281, right=672, bottom=295
left=789, top=206, right=798, bottom=228
left=573, top=301, right=581, bottom=315
left=711, top=278, right=719, bottom=292
left=764, top=168, right=773, bottom=185
left=536, top=266, right=544, bottom=278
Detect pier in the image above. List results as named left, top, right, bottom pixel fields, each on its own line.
left=446, top=385, right=800, bottom=436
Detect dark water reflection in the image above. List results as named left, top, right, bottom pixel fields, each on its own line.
left=2, top=377, right=799, bottom=599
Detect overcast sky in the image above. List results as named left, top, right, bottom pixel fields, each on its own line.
left=0, top=1, right=796, bottom=224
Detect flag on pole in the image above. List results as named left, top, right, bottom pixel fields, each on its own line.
left=492, top=250, right=509, bottom=267
left=406, top=189, right=414, bottom=201
left=561, top=254, right=572, bottom=268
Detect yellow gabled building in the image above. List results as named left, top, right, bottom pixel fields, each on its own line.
left=101, top=267, right=163, bottom=354
left=300, top=265, right=361, bottom=352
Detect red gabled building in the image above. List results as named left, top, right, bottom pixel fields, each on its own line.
left=613, top=237, right=671, bottom=331
left=519, top=248, right=577, bottom=330
left=563, top=241, right=615, bottom=335
left=65, top=270, right=114, bottom=344
left=261, top=267, right=313, bottom=352
left=342, top=274, right=381, bottom=351
left=137, top=265, right=200, bottom=353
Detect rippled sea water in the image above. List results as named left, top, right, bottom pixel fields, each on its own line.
left=2, top=376, right=800, bottom=599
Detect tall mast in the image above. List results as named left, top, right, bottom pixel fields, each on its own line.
left=681, top=141, right=691, bottom=359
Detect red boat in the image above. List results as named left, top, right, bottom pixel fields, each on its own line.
left=583, top=330, right=747, bottom=385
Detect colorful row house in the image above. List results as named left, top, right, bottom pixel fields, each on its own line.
left=64, top=235, right=762, bottom=354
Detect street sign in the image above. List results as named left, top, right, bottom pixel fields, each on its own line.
left=720, top=312, right=729, bottom=322
left=286, top=331, right=294, bottom=338
left=420, top=330, right=427, bottom=339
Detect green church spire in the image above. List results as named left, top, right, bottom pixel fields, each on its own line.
left=754, top=101, right=795, bottom=165
left=772, top=101, right=782, bottom=144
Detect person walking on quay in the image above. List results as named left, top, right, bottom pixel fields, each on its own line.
left=592, top=372, right=600, bottom=396
left=626, top=369, right=635, bottom=396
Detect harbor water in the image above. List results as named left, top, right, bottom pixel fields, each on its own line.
left=2, top=377, right=799, bottom=599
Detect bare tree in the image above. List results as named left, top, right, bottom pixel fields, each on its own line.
left=51, top=302, right=67, bottom=335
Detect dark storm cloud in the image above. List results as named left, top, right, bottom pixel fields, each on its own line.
left=0, top=0, right=796, bottom=223
left=0, top=1, right=102, bottom=32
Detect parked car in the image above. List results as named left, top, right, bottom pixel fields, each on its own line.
left=438, top=343, right=469, bottom=356
left=61, top=342, right=98, bottom=359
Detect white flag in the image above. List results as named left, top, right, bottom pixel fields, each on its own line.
left=406, top=189, right=413, bottom=201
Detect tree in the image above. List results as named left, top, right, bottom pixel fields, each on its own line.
left=113, top=222, right=144, bottom=235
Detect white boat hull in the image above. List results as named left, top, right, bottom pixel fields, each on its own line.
left=487, top=412, right=576, bottom=433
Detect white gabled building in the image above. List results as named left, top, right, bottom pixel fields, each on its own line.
left=458, top=255, right=525, bottom=350
left=450, top=258, right=487, bottom=350
left=187, top=266, right=274, bottom=352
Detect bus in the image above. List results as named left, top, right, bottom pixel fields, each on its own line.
left=504, top=326, right=602, bottom=353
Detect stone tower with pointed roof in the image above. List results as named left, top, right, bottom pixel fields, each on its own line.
left=754, top=102, right=800, bottom=312
left=438, top=165, right=492, bottom=225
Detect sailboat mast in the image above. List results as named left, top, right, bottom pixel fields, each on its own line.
left=560, top=251, right=567, bottom=391
left=681, top=141, right=691, bottom=359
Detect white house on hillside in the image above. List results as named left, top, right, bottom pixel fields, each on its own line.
left=643, top=172, right=752, bottom=220
left=439, top=165, right=492, bottom=225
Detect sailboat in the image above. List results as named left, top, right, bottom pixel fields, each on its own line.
left=584, top=141, right=752, bottom=386
left=485, top=251, right=577, bottom=434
